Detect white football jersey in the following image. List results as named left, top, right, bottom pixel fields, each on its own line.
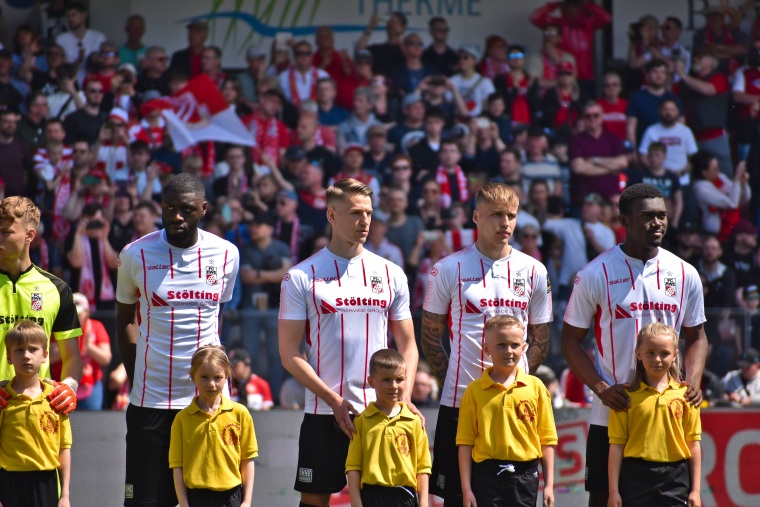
left=564, top=245, right=705, bottom=426
left=116, top=229, right=240, bottom=410
left=279, top=247, right=411, bottom=415
left=423, top=245, right=553, bottom=408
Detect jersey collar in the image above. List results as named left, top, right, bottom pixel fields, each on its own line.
left=187, top=395, right=235, bottom=415
left=5, top=377, right=53, bottom=400
left=634, top=378, right=682, bottom=394
left=615, top=244, right=662, bottom=267
left=364, top=401, right=416, bottom=420
left=160, top=229, right=205, bottom=250
left=0, top=262, right=35, bottom=282
left=481, top=366, right=527, bottom=390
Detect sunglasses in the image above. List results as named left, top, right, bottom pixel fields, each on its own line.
left=295, top=51, right=311, bottom=57
left=509, top=52, right=525, bottom=59
left=73, top=149, right=89, bottom=154
left=584, top=113, right=602, bottom=119
left=101, top=51, right=116, bottom=57
left=748, top=295, right=760, bottom=301
left=276, top=200, right=288, bottom=206
left=604, top=82, right=620, bottom=87
left=392, top=165, right=411, bottom=171
left=522, top=234, right=538, bottom=239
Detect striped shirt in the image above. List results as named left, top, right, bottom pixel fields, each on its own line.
left=564, top=245, right=705, bottom=426
left=116, top=229, right=239, bottom=410
left=279, top=247, right=411, bottom=415
left=423, top=245, right=553, bottom=408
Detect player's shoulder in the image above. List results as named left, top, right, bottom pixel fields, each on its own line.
left=29, top=265, right=72, bottom=296
left=434, top=245, right=475, bottom=271
left=285, top=248, right=328, bottom=280
left=576, top=246, right=618, bottom=278
left=362, top=249, right=406, bottom=278
left=658, top=248, right=699, bottom=278
left=121, top=230, right=163, bottom=257
left=511, top=248, right=548, bottom=275
left=198, top=229, right=239, bottom=256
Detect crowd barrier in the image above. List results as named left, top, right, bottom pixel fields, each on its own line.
left=71, top=407, right=760, bottom=507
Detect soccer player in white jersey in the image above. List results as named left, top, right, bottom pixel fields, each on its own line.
left=561, top=183, right=707, bottom=507
left=421, top=182, right=553, bottom=505
left=116, top=173, right=239, bottom=507
left=279, top=178, right=420, bottom=507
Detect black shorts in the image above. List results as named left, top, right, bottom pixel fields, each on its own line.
left=619, top=458, right=690, bottom=506
left=360, top=484, right=418, bottom=507
left=294, top=413, right=352, bottom=494
left=471, top=459, right=539, bottom=507
left=125, top=404, right=180, bottom=507
left=187, top=485, right=243, bottom=507
left=585, top=424, right=610, bottom=493
left=430, top=405, right=461, bottom=504
left=0, top=469, right=58, bottom=507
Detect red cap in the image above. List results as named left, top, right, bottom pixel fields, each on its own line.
left=557, top=60, right=575, bottom=74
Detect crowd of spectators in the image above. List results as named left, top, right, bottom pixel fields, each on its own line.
left=3, top=0, right=760, bottom=408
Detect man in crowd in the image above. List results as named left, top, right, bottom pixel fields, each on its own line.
left=56, top=2, right=106, bottom=83
left=63, top=80, right=106, bottom=145
left=169, top=20, right=208, bottom=78
left=279, top=40, right=329, bottom=106
left=422, top=16, right=458, bottom=76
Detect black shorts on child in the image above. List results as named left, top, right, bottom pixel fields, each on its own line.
left=429, top=405, right=461, bottom=503
left=0, top=469, right=58, bottom=507
left=619, top=458, right=690, bottom=506
left=471, top=459, right=539, bottom=507
left=294, top=413, right=353, bottom=494
left=187, top=485, right=243, bottom=507
left=585, top=424, right=610, bottom=493
left=360, top=484, right=418, bottom=507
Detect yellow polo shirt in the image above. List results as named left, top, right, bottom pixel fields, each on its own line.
left=608, top=380, right=701, bottom=462
left=345, top=402, right=432, bottom=490
left=0, top=380, right=72, bottom=471
left=169, top=396, right=258, bottom=491
left=456, top=366, right=557, bottom=463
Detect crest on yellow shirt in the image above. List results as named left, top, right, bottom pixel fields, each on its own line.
left=515, top=400, right=536, bottom=423
left=668, top=398, right=687, bottom=420
left=39, top=411, right=59, bottom=434
left=222, top=423, right=241, bottom=445
left=395, top=433, right=411, bottom=456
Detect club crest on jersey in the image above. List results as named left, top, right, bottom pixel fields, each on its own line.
left=371, top=275, right=384, bottom=294
left=205, top=259, right=217, bottom=286
left=513, top=277, right=525, bottom=297
left=31, top=289, right=42, bottom=311
left=665, top=277, right=676, bottom=297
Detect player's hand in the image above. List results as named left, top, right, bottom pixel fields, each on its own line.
left=681, top=380, right=703, bottom=407
left=58, top=494, right=70, bottom=507
left=329, top=397, right=358, bottom=439
left=543, top=486, right=554, bottom=507
left=462, top=490, right=477, bottom=507
left=0, top=385, right=9, bottom=410
left=403, top=397, right=425, bottom=427
left=688, top=490, right=702, bottom=507
left=47, top=380, right=78, bottom=415
left=607, top=492, right=622, bottom=507
left=598, top=383, right=630, bottom=411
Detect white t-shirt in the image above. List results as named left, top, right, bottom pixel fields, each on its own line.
left=98, top=145, right=129, bottom=182
left=56, top=29, right=106, bottom=83
left=564, top=245, right=705, bottom=426
left=638, top=122, right=698, bottom=185
left=278, top=67, right=330, bottom=103
left=279, top=247, right=411, bottom=415
left=584, top=222, right=616, bottom=252
left=423, top=245, right=553, bottom=407
left=116, top=229, right=240, bottom=410
left=449, top=73, right=495, bottom=117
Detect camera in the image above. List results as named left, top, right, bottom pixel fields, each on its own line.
left=86, top=220, right=104, bottom=230
left=629, top=21, right=644, bottom=41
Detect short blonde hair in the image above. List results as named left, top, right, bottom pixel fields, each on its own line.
left=326, top=178, right=373, bottom=207
left=369, top=349, right=406, bottom=376
left=0, top=196, right=40, bottom=228
left=5, top=320, right=48, bottom=355
left=475, top=182, right=519, bottom=209
left=484, top=314, right=525, bottom=334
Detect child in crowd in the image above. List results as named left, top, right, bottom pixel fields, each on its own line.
left=169, top=345, right=257, bottom=507
left=608, top=322, right=702, bottom=507
left=346, top=349, right=431, bottom=507
left=457, top=315, right=556, bottom=507
left=228, top=347, right=274, bottom=411
left=0, top=320, right=72, bottom=507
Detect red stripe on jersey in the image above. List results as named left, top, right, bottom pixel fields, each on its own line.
left=594, top=305, right=603, bottom=357
left=507, top=261, right=511, bottom=287
left=361, top=259, right=367, bottom=286
left=363, top=314, right=369, bottom=408
left=530, top=265, right=535, bottom=291
left=310, top=264, right=322, bottom=414
left=481, top=314, right=487, bottom=373
left=624, top=260, right=635, bottom=290
left=656, top=260, right=660, bottom=290
left=168, top=307, right=175, bottom=409
left=385, top=264, right=393, bottom=309
left=169, top=249, right=174, bottom=279
left=447, top=310, right=454, bottom=342
left=198, top=248, right=202, bottom=278
left=220, top=250, right=229, bottom=296
left=453, top=263, right=463, bottom=407
left=140, top=249, right=151, bottom=407
left=334, top=260, right=341, bottom=287
left=197, top=307, right=201, bottom=349
left=480, top=259, right=486, bottom=288
left=602, top=263, right=617, bottom=382
left=676, top=262, right=686, bottom=328
left=339, top=314, right=345, bottom=397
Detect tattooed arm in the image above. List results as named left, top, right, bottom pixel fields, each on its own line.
left=420, top=310, right=449, bottom=386
left=526, top=323, right=550, bottom=373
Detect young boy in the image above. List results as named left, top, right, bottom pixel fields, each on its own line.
left=0, top=320, right=72, bottom=507
left=346, top=349, right=432, bottom=507
left=457, top=315, right=556, bottom=507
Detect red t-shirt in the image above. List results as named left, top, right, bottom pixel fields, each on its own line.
left=231, top=374, right=274, bottom=410
left=313, top=49, right=357, bottom=111
left=598, top=97, right=628, bottom=141
left=507, top=74, right=531, bottom=124
left=242, top=112, right=291, bottom=164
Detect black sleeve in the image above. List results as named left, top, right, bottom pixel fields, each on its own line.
left=39, top=270, right=82, bottom=335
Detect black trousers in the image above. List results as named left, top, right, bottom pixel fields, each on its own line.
left=471, top=459, right=539, bottom=507
left=0, top=468, right=58, bottom=507
left=187, top=485, right=243, bottom=507
left=360, top=484, right=418, bottom=507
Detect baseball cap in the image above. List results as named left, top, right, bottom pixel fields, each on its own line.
left=109, top=108, right=129, bottom=125
left=285, top=146, right=307, bottom=161
left=246, top=44, right=267, bottom=59
left=584, top=193, right=604, bottom=205
left=277, top=188, right=298, bottom=202
left=343, top=143, right=366, bottom=156
left=737, top=348, right=760, bottom=368
left=458, top=45, right=480, bottom=60
left=186, top=19, right=209, bottom=31
left=402, top=92, right=423, bottom=108
left=117, top=63, right=137, bottom=76
left=733, top=220, right=758, bottom=236
left=227, top=347, right=251, bottom=367
left=72, top=293, right=89, bottom=313
left=355, top=49, right=373, bottom=63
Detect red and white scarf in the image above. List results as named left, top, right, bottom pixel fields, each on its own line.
left=435, top=165, right=468, bottom=208
left=289, top=67, right=319, bottom=106
left=52, top=174, right=72, bottom=244
left=182, top=141, right=216, bottom=178
left=275, top=217, right=301, bottom=265
left=79, top=237, right=115, bottom=310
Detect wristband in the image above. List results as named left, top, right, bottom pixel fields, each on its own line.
left=61, top=378, right=79, bottom=393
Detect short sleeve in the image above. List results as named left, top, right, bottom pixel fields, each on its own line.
left=220, top=246, right=240, bottom=303
left=168, top=415, right=184, bottom=468
left=528, top=264, right=553, bottom=325
left=51, top=281, right=82, bottom=341
left=455, top=385, right=478, bottom=446
left=240, top=406, right=259, bottom=459
left=684, top=404, right=701, bottom=442
left=388, top=265, right=412, bottom=321
left=116, top=245, right=139, bottom=304
left=732, top=67, right=746, bottom=92
left=607, top=406, right=628, bottom=445
left=278, top=269, right=309, bottom=320
left=422, top=261, right=452, bottom=315
left=681, top=265, right=706, bottom=329
left=415, top=419, right=432, bottom=474
left=59, top=413, right=72, bottom=450
left=536, top=384, right=558, bottom=446
left=563, top=268, right=600, bottom=329
left=638, top=128, right=653, bottom=155
left=345, top=415, right=364, bottom=472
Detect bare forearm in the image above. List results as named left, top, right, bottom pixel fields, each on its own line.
left=683, top=326, right=708, bottom=387
left=348, top=470, right=363, bottom=507
left=420, top=311, right=449, bottom=385
left=526, top=323, right=550, bottom=373
left=541, top=446, right=555, bottom=488
left=173, top=468, right=189, bottom=507
left=608, top=444, right=624, bottom=495
left=58, top=448, right=71, bottom=498
left=116, top=304, right=139, bottom=386
left=241, top=460, right=255, bottom=503
left=561, top=327, right=607, bottom=395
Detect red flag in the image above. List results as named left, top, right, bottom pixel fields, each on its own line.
left=161, top=75, right=254, bottom=151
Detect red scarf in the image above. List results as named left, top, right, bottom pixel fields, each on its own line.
left=435, top=165, right=468, bottom=208
left=275, top=217, right=301, bottom=265
left=289, top=67, right=319, bottom=106
left=35, top=240, right=49, bottom=271
left=480, top=58, right=509, bottom=80
left=542, top=50, right=559, bottom=81
left=507, top=73, right=531, bottom=124
left=710, top=177, right=742, bottom=242
left=705, top=27, right=740, bottom=74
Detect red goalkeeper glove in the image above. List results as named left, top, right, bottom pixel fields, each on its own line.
left=46, top=379, right=78, bottom=415
left=0, top=385, right=9, bottom=410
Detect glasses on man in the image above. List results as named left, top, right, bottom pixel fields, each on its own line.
left=294, top=51, right=311, bottom=57
left=584, top=112, right=602, bottom=119
left=604, top=82, right=620, bottom=88
left=434, top=27, right=450, bottom=33
left=392, top=165, right=411, bottom=171
left=509, top=52, right=525, bottom=59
